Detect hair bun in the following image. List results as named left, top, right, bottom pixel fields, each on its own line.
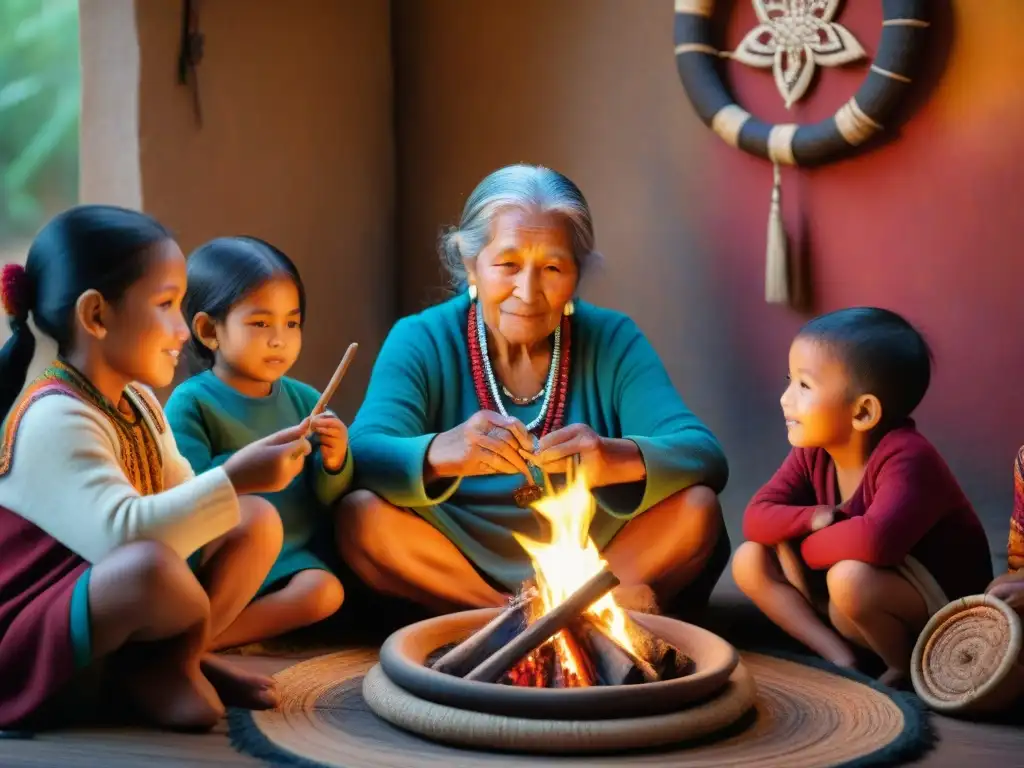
left=1, top=263, right=31, bottom=321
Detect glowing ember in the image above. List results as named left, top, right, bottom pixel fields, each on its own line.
left=513, top=469, right=640, bottom=671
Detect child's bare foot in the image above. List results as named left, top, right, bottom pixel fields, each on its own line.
left=878, top=666, right=909, bottom=689
left=119, top=655, right=224, bottom=731
left=201, top=654, right=280, bottom=710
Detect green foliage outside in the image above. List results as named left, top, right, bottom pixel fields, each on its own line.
left=0, top=0, right=80, bottom=244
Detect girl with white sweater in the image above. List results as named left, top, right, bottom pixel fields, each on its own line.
left=0, top=205, right=310, bottom=731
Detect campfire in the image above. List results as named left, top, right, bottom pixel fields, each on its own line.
left=430, top=470, right=695, bottom=688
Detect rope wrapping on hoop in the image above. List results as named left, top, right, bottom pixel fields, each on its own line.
left=673, top=0, right=931, bottom=308
left=674, top=0, right=931, bottom=167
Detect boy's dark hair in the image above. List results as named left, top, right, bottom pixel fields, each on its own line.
left=797, top=307, right=933, bottom=427
left=0, top=205, right=171, bottom=422
left=183, top=236, right=306, bottom=372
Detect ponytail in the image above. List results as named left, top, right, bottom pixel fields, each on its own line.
left=0, top=321, right=36, bottom=423
left=0, top=264, right=36, bottom=422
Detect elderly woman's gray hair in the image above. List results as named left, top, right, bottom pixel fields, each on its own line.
left=439, top=164, right=596, bottom=290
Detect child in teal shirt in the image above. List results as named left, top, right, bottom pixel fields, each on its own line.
left=166, top=237, right=352, bottom=649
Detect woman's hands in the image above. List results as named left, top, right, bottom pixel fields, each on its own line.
left=223, top=421, right=312, bottom=495
left=425, top=417, right=647, bottom=487
left=425, top=411, right=535, bottom=480
left=530, top=424, right=646, bottom=487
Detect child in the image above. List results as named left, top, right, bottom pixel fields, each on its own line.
left=165, top=236, right=351, bottom=650
left=985, top=446, right=1024, bottom=609
left=732, top=307, right=992, bottom=686
left=0, top=205, right=314, bottom=730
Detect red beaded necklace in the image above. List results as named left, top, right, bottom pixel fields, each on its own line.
left=467, top=302, right=570, bottom=438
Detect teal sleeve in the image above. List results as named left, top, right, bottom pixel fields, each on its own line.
left=349, top=316, right=460, bottom=508
left=165, top=389, right=217, bottom=474
left=592, top=317, right=729, bottom=519
left=309, top=448, right=354, bottom=506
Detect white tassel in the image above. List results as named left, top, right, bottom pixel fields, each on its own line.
left=765, top=162, right=790, bottom=306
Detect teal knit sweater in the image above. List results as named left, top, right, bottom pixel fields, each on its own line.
left=349, top=294, right=728, bottom=590
left=165, top=371, right=353, bottom=585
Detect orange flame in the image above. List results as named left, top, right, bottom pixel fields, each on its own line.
left=513, top=469, right=638, bottom=660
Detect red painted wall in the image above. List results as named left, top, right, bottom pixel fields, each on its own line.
left=705, top=1, right=1024, bottom=525
left=390, top=0, right=1023, bottom=554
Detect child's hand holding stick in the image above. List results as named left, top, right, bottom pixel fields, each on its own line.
left=307, top=342, right=359, bottom=428
left=289, top=343, right=358, bottom=460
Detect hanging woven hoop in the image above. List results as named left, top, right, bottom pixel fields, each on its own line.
left=673, top=0, right=932, bottom=307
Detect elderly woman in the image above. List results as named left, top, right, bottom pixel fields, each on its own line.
left=339, top=165, right=729, bottom=615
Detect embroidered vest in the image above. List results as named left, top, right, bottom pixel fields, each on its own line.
left=0, top=361, right=165, bottom=495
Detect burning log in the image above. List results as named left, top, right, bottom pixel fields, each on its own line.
left=555, top=627, right=595, bottom=688
left=464, top=567, right=620, bottom=683
left=431, top=588, right=538, bottom=677
left=574, top=616, right=655, bottom=686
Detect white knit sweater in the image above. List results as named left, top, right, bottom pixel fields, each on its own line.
left=0, top=387, right=240, bottom=563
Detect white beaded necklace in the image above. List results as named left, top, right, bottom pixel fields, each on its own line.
left=475, top=305, right=560, bottom=433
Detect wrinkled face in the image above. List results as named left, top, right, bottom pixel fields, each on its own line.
left=780, top=336, right=856, bottom=449
left=469, top=208, right=579, bottom=347
left=215, top=276, right=302, bottom=386
left=100, top=239, right=190, bottom=388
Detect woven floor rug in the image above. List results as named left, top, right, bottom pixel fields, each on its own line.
left=229, top=648, right=933, bottom=768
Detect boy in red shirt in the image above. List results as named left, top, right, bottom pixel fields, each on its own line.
left=733, top=308, right=992, bottom=686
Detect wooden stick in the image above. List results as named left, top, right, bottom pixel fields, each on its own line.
left=575, top=615, right=654, bottom=685
left=532, top=435, right=555, bottom=497
left=431, top=588, right=537, bottom=677
left=464, top=566, right=620, bottom=683
left=565, top=453, right=577, bottom=488
left=540, top=464, right=555, bottom=497
left=623, top=614, right=696, bottom=680
left=309, top=342, right=358, bottom=421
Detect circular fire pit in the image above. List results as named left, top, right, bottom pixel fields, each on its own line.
left=377, top=607, right=740, bottom=720
left=362, top=478, right=755, bottom=752
left=364, top=607, right=755, bottom=752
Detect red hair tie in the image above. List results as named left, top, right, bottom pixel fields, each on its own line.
left=1, top=264, right=30, bottom=321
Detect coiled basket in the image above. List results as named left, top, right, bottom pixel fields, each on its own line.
left=911, top=594, right=1024, bottom=716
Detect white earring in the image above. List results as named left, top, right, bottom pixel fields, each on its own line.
left=468, top=285, right=477, bottom=301
left=563, top=299, right=575, bottom=317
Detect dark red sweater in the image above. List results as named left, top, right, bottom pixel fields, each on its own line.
left=743, top=423, right=993, bottom=601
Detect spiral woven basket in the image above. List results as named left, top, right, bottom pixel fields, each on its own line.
left=911, top=594, right=1024, bottom=715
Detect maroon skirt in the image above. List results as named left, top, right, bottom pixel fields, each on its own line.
left=0, top=505, right=88, bottom=728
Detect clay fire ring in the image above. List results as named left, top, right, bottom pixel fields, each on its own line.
left=911, top=593, right=1024, bottom=715
left=376, top=608, right=740, bottom=720
left=364, top=659, right=757, bottom=754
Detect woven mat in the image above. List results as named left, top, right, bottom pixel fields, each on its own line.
left=229, top=649, right=932, bottom=768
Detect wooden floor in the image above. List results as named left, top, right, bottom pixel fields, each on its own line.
left=2, top=594, right=1022, bottom=767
